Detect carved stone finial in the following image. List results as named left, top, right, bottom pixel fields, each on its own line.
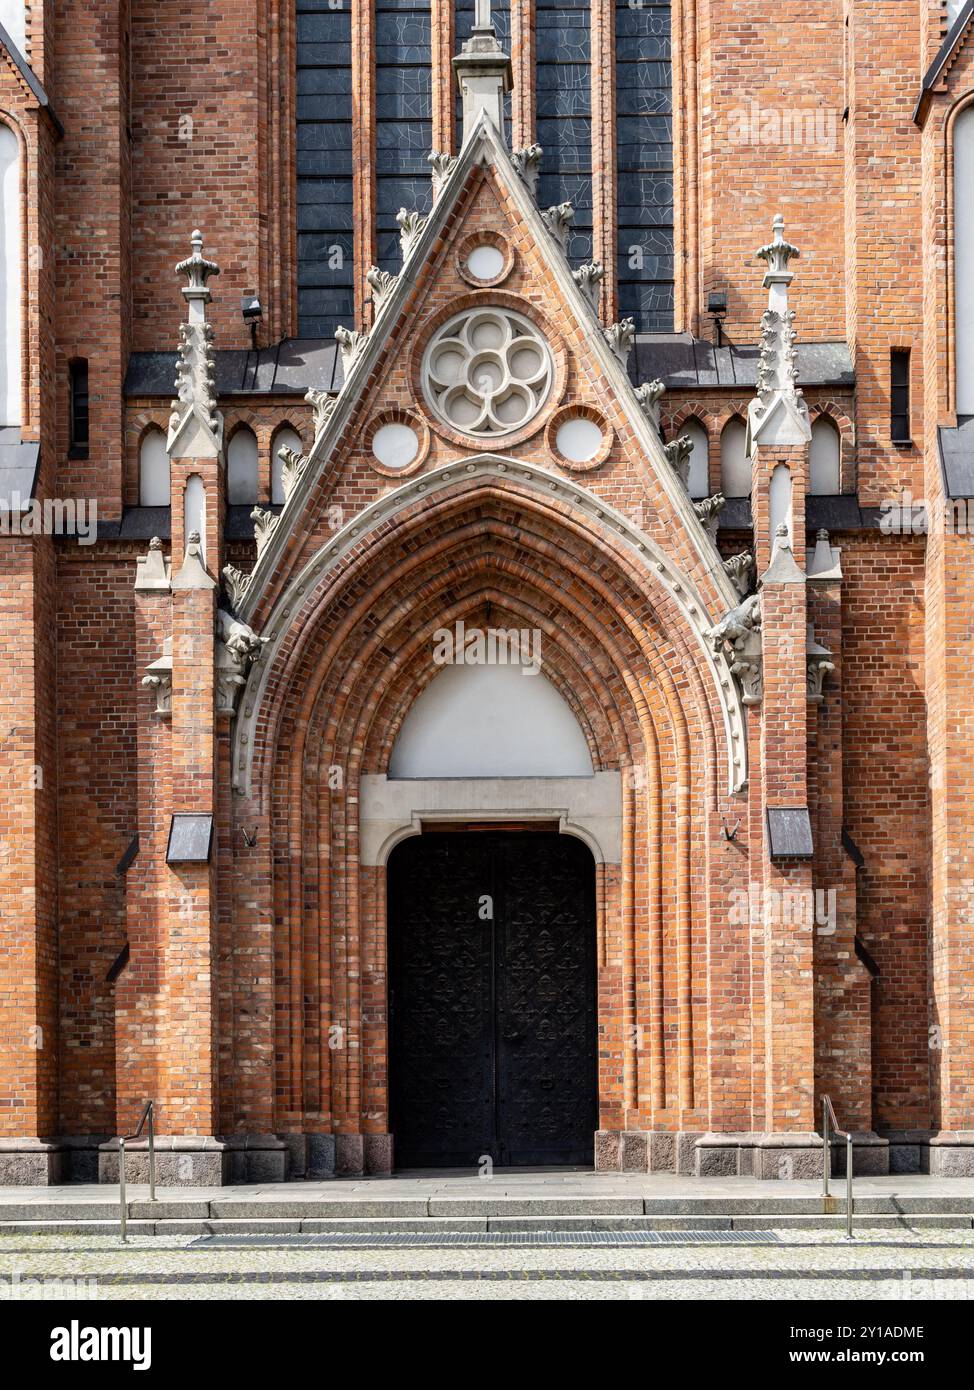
left=541, top=202, right=574, bottom=253
left=756, top=213, right=800, bottom=283
left=664, top=435, right=693, bottom=491
left=135, top=535, right=170, bottom=591
left=746, top=213, right=810, bottom=452
left=723, top=551, right=755, bottom=599
left=175, top=228, right=220, bottom=311
left=428, top=151, right=458, bottom=199
left=710, top=593, right=763, bottom=706
left=168, top=229, right=223, bottom=458
left=808, top=527, right=842, bottom=580
left=572, top=261, right=604, bottom=313
left=634, top=380, right=665, bottom=429
left=762, top=520, right=805, bottom=585
left=396, top=207, right=429, bottom=261
left=511, top=144, right=543, bottom=195
left=366, top=265, right=399, bottom=313
left=602, top=318, right=636, bottom=367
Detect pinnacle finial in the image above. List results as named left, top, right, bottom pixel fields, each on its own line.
left=756, top=213, right=800, bottom=286
left=176, top=228, right=220, bottom=316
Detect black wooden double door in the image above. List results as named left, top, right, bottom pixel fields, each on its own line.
left=388, top=831, right=598, bottom=1167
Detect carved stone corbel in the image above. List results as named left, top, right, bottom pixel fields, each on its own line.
left=710, top=593, right=763, bottom=706
left=141, top=639, right=173, bottom=716
left=216, top=610, right=267, bottom=716
left=806, top=623, right=835, bottom=703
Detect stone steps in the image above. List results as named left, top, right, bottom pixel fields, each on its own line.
left=0, top=1196, right=972, bottom=1237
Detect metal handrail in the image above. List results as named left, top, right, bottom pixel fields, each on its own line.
left=119, top=1100, right=156, bottom=1242
left=822, top=1094, right=854, bottom=1239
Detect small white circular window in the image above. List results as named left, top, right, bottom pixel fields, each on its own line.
left=466, top=245, right=505, bottom=281
left=372, top=422, right=420, bottom=470
left=422, top=308, right=553, bottom=437
left=556, top=417, right=603, bottom=463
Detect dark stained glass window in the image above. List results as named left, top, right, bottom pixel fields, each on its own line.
left=376, top=0, right=434, bottom=274
left=535, top=0, right=592, bottom=267
left=615, top=0, right=673, bottom=330
left=296, top=0, right=354, bottom=338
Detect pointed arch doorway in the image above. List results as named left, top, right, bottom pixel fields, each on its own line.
left=388, top=829, right=598, bottom=1167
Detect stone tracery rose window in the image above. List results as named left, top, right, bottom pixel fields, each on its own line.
left=421, top=308, right=553, bottom=437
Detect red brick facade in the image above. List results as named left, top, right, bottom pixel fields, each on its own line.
left=0, top=3, right=972, bottom=1183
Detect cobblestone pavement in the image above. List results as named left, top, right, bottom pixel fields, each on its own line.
left=1, top=1230, right=973, bottom=1300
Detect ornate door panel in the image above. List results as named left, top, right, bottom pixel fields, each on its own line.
left=388, top=831, right=597, bottom=1167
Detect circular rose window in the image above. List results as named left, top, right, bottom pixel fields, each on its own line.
left=422, top=308, right=553, bottom=437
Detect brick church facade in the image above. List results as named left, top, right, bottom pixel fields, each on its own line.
left=1, top=0, right=973, bottom=1184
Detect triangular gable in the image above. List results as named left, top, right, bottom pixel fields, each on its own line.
left=915, top=3, right=974, bottom=123
left=0, top=24, right=61, bottom=132
left=232, top=114, right=739, bottom=625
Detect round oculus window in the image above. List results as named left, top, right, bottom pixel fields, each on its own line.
left=422, top=308, right=554, bottom=437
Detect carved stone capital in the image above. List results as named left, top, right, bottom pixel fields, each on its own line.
left=806, top=623, right=835, bottom=703
left=215, top=610, right=267, bottom=716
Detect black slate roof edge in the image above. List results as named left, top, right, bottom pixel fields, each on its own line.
left=0, top=24, right=64, bottom=136
left=915, top=2, right=974, bottom=122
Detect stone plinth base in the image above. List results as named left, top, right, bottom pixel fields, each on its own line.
left=696, top=1131, right=890, bottom=1178
left=595, top=1130, right=702, bottom=1174
left=276, top=1133, right=337, bottom=1180
left=98, top=1136, right=228, bottom=1186
left=0, top=1138, right=67, bottom=1185
left=334, top=1133, right=393, bottom=1177
left=223, top=1135, right=289, bottom=1183
left=928, top=1132, right=974, bottom=1176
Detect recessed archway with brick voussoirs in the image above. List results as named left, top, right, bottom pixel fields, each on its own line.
left=231, top=466, right=742, bottom=1177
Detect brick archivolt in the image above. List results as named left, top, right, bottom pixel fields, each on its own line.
left=225, top=470, right=742, bottom=1131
